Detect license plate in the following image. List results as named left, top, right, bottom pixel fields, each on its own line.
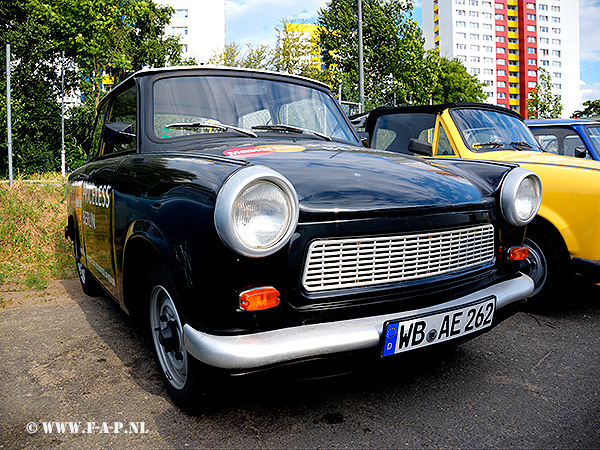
left=382, top=297, right=496, bottom=357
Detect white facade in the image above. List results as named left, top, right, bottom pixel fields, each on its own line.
left=422, top=0, right=580, bottom=118
left=160, top=0, right=225, bottom=64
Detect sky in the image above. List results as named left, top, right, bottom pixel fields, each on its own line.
left=225, top=0, right=600, bottom=108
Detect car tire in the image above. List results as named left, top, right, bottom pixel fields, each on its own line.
left=73, top=242, right=102, bottom=297
left=147, top=263, right=213, bottom=414
left=520, top=226, right=565, bottom=304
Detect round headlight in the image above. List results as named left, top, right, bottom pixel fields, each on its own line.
left=500, top=168, right=542, bottom=226
left=215, top=166, right=299, bottom=257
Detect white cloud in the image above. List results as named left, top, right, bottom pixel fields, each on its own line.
left=580, top=0, right=600, bottom=63
left=225, top=0, right=329, bottom=47
left=580, top=80, right=600, bottom=103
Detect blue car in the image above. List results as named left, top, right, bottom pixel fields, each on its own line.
left=526, top=118, right=600, bottom=161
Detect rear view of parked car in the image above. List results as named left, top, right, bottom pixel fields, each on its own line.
left=66, top=70, right=540, bottom=413
left=526, top=118, right=600, bottom=161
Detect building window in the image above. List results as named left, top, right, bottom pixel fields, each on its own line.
left=469, top=0, right=479, bottom=5
left=539, top=4, right=548, bottom=10
left=175, top=9, right=188, bottom=18
left=527, top=36, right=536, bottom=43
left=552, top=50, right=561, bottom=57
left=483, top=23, right=493, bottom=30
left=471, top=56, right=481, bottom=62
left=498, top=81, right=506, bottom=87
left=496, top=14, right=505, bottom=20
left=509, top=83, right=519, bottom=88
left=456, top=0, right=466, bottom=4
left=457, top=9, right=466, bottom=15
left=540, top=26, right=548, bottom=32
left=553, top=83, right=561, bottom=90
left=484, top=68, right=494, bottom=74
left=497, top=70, right=506, bottom=76
left=486, top=91, right=494, bottom=98
left=528, top=48, right=536, bottom=54
left=528, top=81, right=536, bottom=87
left=551, top=5, right=560, bottom=12
left=527, top=3, right=535, bottom=10
left=484, top=46, right=493, bottom=52
left=470, top=44, right=480, bottom=51
left=509, top=27, right=518, bottom=33
left=457, top=21, right=466, bottom=27
left=483, top=12, right=492, bottom=19
left=497, top=58, right=506, bottom=65
left=470, top=33, right=480, bottom=40
left=484, top=57, right=494, bottom=63
left=528, top=70, right=536, bottom=76
left=527, top=25, right=535, bottom=32
left=509, top=94, right=519, bottom=99
left=181, top=44, right=188, bottom=52
left=496, top=36, right=505, bottom=42
left=495, top=2, right=504, bottom=9
left=508, top=38, right=518, bottom=44
left=552, top=17, right=560, bottom=23
left=553, top=61, right=561, bottom=67
left=539, top=15, right=548, bottom=21
left=540, top=37, right=549, bottom=44
left=497, top=47, right=506, bottom=53
left=470, top=22, right=480, bottom=28
left=509, top=71, right=519, bottom=77
left=471, top=67, right=481, bottom=74
left=540, top=49, right=549, bottom=56
left=483, top=34, right=493, bottom=40
left=508, top=49, right=519, bottom=55
left=527, top=14, right=535, bottom=20
left=528, top=59, right=537, bottom=65
left=171, top=26, right=188, bottom=35
left=458, top=55, right=467, bottom=61
left=457, top=43, right=467, bottom=50
left=470, top=11, right=479, bottom=17
left=485, top=80, right=494, bottom=86
left=553, top=72, right=561, bottom=79
left=458, top=32, right=467, bottom=38
left=496, top=25, right=505, bottom=31
left=483, top=1, right=492, bottom=7
left=541, top=60, right=549, bottom=66
left=498, top=92, right=506, bottom=99
left=552, top=28, right=561, bottom=34
left=552, top=39, right=561, bottom=45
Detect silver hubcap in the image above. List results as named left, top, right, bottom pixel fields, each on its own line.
left=150, top=285, right=188, bottom=390
left=522, top=237, right=547, bottom=296
left=77, top=261, right=86, bottom=284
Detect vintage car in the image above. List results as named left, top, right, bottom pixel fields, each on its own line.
left=526, top=118, right=600, bottom=161
left=362, top=103, right=600, bottom=301
left=65, top=69, right=540, bottom=412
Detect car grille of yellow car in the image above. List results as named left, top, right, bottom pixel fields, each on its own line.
left=302, top=224, right=495, bottom=292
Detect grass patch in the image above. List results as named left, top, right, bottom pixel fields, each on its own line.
left=0, top=174, right=75, bottom=291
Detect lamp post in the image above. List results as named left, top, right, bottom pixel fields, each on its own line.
left=357, top=0, right=364, bottom=113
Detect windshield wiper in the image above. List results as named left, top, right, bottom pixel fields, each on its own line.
left=473, top=141, right=505, bottom=149
left=165, top=121, right=257, bottom=138
left=509, top=141, right=533, bottom=150
left=252, top=124, right=332, bottom=141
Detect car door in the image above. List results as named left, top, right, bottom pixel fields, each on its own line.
left=81, top=83, right=137, bottom=298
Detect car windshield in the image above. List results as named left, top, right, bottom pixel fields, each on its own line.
left=585, top=125, right=600, bottom=153
left=452, top=108, right=541, bottom=153
left=152, top=75, right=358, bottom=143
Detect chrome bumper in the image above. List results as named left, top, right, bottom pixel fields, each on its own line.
left=183, top=274, right=533, bottom=370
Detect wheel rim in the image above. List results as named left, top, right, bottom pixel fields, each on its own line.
left=77, top=261, right=86, bottom=285
left=150, top=285, right=188, bottom=390
left=521, top=237, right=548, bottom=296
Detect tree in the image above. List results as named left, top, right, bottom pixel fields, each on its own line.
left=527, top=68, right=563, bottom=119
left=571, top=99, right=600, bottom=119
left=208, top=42, right=272, bottom=71
left=431, top=56, right=486, bottom=103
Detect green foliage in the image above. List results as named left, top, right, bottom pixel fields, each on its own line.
left=527, top=68, right=563, bottom=119
left=571, top=99, right=600, bottom=119
left=431, top=56, right=486, bottom=103
left=0, top=176, right=74, bottom=289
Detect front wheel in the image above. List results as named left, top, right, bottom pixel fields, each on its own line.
left=147, top=264, right=212, bottom=413
left=520, top=227, right=566, bottom=303
left=73, top=243, right=102, bottom=297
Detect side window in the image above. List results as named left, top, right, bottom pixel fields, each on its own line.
left=436, top=124, right=455, bottom=155
left=103, top=86, right=137, bottom=156
left=534, top=133, right=559, bottom=154
left=89, top=102, right=109, bottom=160
left=563, top=133, right=586, bottom=158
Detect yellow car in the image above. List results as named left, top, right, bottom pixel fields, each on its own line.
left=362, top=103, right=600, bottom=300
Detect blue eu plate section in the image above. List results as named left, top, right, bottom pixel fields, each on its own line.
left=382, top=296, right=496, bottom=357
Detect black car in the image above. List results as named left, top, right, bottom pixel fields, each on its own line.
left=65, top=67, right=541, bottom=412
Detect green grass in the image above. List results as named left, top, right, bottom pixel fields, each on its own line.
left=0, top=174, right=75, bottom=292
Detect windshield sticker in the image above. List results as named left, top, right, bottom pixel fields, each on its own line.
left=224, top=145, right=306, bottom=158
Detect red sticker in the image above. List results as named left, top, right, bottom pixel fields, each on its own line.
left=224, top=145, right=305, bottom=157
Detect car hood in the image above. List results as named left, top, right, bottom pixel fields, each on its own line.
left=473, top=150, right=600, bottom=170
left=219, top=141, right=491, bottom=214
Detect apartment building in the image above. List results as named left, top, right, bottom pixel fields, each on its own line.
left=422, top=0, right=580, bottom=118
left=160, top=0, right=225, bottom=64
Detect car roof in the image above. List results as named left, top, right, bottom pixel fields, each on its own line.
left=364, top=102, right=523, bottom=135
left=526, top=118, right=600, bottom=126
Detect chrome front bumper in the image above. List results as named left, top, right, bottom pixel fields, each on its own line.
left=183, top=273, right=534, bottom=370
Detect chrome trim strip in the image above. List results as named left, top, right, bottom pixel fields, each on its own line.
left=183, top=274, right=533, bottom=370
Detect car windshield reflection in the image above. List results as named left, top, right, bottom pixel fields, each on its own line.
left=152, top=75, right=358, bottom=143
left=452, top=109, right=541, bottom=152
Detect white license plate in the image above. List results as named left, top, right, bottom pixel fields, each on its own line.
left=382, top=297, right=496, bottom=357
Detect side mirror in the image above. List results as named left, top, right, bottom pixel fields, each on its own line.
left=104, top=122, right=135, bottom=145
left=408, top=138, right=433, bottom=156
left=574, top=146, right=587, bottom=158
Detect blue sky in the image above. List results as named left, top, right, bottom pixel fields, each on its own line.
left=225, top=0, right=600, bottom=107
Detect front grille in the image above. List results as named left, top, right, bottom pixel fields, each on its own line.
left=302, top=224, right=495, bottom=292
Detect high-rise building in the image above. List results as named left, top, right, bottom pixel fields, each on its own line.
left=422, top=0, right=580, bottom=118
left=160, top=0, right=225, bottom=64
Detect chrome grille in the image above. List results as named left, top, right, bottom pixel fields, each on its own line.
left=302, top=224, right=495, bottom=292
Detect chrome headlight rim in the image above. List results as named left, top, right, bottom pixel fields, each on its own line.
left=500, top=167, right=542, bottom=227
left=214, top=165, right=299, bottom=258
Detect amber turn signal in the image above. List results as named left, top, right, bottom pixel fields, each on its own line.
left=239, top=287, right=280, bottom=311
left=508, top=246, right=529, bottom=261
